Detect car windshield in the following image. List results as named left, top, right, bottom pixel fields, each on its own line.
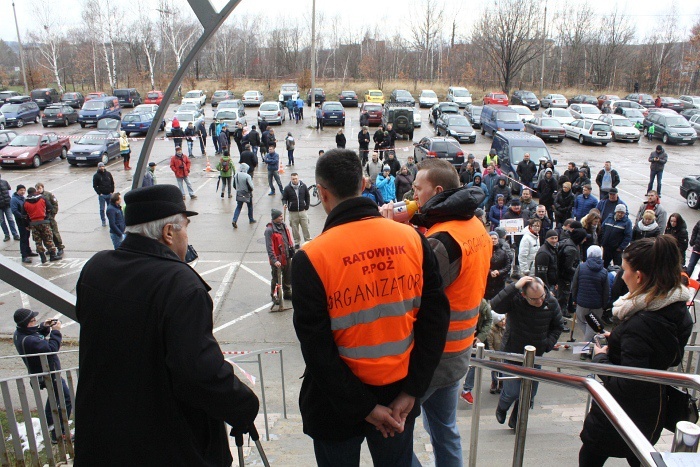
left=244, top=92, right=258, bottom=97
left=441, top=104, right=459, bottom=113
left=551, top=95, right=565, bottom=99
left=324, top=104, right=343, bottom=111
left=498, top=111, right=521, bottom=123
left=44, top=107, right=64, bottom=115
left=540, top=119, right=560, bottom=127
left=364, top=104, right=381, bottom=111
left=9, top=135, right=40, bottom=146
left=213, top=91, right=229, bottom=97
left=521, top=92, right=536, bottom=99
left=624, top=110, right=643, bottom=118
left=692, top=98, right=700, bottom=104
left=185, top=92, right=200, bottom=98
left=178, top=105, right=197, bottom=111
left=667, top=117, right=690, bottom=127
left=218, top=101, right=238, bottom=108
left=422, top=91, right=437, bottom=97
left=260, top=103, right=278, bottom=111
left=0, top=92, right=15, bottom=98
left=1, top=104, right=20, bottom=113
left=83, top=101, right=104, bottom=110
left=513, top=107, right=532, bottom=115
left=511, top=147, right=549, bottom=165
left=216, top=111, right=238, bottom=120
left=640, top=94, right=653, bottom=100
left=281, top=86, right=297, bottom=92
left=430, top=141, right=460, bottom=155
left=370, top=91, right=382, bottom=97
left=494, top=94, right=507, bottom=99
left=134, top=105, right=155, bottom=113
left=612, top=118, right=632, bottom=127
left=447, top=116, right=470, bottom=126
left=470, top=106, right=482, bottom=116
left=341, top=91, right=355, bottom=96
left=551, top=109, right=571, bottom=117
left=122, top=114, right=143, bottom=122
left=174, top=112, right=194, bottom=121
left=580, top=106, right=601, bottom=115
left=453, top=90, right=470, bottom=97
left=396, top=91, right=411, bottom=97
left=76, top=135, right=107, bottom=145
left=147, top=92, right=160, bottom=99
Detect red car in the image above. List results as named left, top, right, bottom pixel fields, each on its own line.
left=483, top=92, right=508, bottom=105
left=0, top=132, right=70, bottom=168
left=597, top=94, right=620, bottom=109
left=145, top=90, right=164, bottom=105
left=85, top=92, right=108, bottom=102
left=360, top=102, right=383, bottom=126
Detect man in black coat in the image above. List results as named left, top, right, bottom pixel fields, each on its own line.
left=74, top=185, right=259, bottom=465
left=491, top=276, right=563, bottom=428
left=357, top=126, right=371, bottom=165
left=92, top=162, right=114, bottom=227
left=247, top=125, right=261, bottom=157
left=516, top=153, right=537, bottom=189
left=239, top=143, right=258, bottom=176
left=556, top=228, right=587, bottom=318
left=535, top=230, right=558, bottom=288
left=281, top=173, right=311, bottom=248
left=232, top=122, right=244, bottom=155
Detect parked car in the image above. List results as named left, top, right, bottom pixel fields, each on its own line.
left=643, top=112, right=697, bottom=145
left=338, top=90, right=358, bottom=107
left=114, top=88, right=142, bottom=108
left=7, top=96, right=31, bottom=104
left=413, top=136, right=465, bottom=167
left=307, top=88, right=326, bottom=106
left=480, top=104, right=524, bottom=136
left=30, top=88, right=60, bottom=110
left=242, top=90, right=264, bottom=106
left=598, top=115, right=640, bottom=142
left=568, top=103, right=601, bottom=120
left=611, top=100, right=648, bottom=116
left=320, top=101, right=345, bottom=126
left=446, top=87, right=472, bottom=107
left=0, top=101, right=40, bottom=128
left=382, top=103, right=414, bottom=139
left=618, top=108, right=646, bottom=126
left=215, top=108, right=247, bottom=128
left=144, top=90, right=164, bottom=105
left=681, top=175, right=700, bottom=208
left=464, top=105, right=482, bottom=128
left=182, top=90, right=206, bottom=107
left=61, top=92, right=84, bottom=109
left=211, top=90, right=234, bottom=107
left=436, top=114, right=476, bottom=143
left=165, top=111, right=204, bottom=136
left=41, top=104, right=79, bottom=127
left=214, top=99, right=244, bottom=117
left=541, top=94, right=568, bottom=108
left=67, top=131, right=120, bottom=166
left=257, top=101, right=285, bottom=125
left=0, top=91, right=20, bottom=105
left=524, top=117, right=565, bottom=142
left=679, top=95, right=700, bottom=110
left=85, top=92, right=108, bottom=102
left=687, top=114, right=700, bottom=133
left=542, top=107, right=575, bottom=125
left=483, top=92, right=509, bottom=106
left=568, top=95, right=598, bottom=106
left=681, top=108, right=700, bottom=120
left=659, top=97, right=684, bottom=112
left=597, top=94, right=620, bottom=108
left=491, top=131, right=555, bottom=192
left=389, top=89, right=415, bottom=107
left=121, top=112, right=163, bottom=135
left=510, top=90, right=540, bottom=110
left=359, top=103, right=383, bottom=126
left=509, top=105, right=535, bottom=123
left=278, top=83, right=299, bottom=104
left=78, top=96, right=121, bottom=127
left=364, top=89, right=385, bottom=104
left=429, top=102, right=460, bottom=124
left=413, top=108, right=421, bottom=128
left=0, top=130, right=18, bottom=150
left=418, top=90, right=439, bottom=108
left=176, top=103, right=204, bottom=119
left=0, top=132, right=70, bottom=168
left=624, top=93, right=654, bottom=108
left=134, top=104, right=159, bottom=114
left=563, top=118, right=612, bottom=145
left=0, top=113, right=5, bottom=130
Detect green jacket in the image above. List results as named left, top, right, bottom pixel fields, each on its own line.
left=648, top=124, right=655, bottom=135
left=475, top=299, right=493, bottom=344
left=216, top=156, right=235, bottom=178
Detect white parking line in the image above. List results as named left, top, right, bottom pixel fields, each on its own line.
left=199, top=262, right=238, bottom=276
left=212, top=263, right=238, bottom=316
left=213, top=302, right=272, bottom=334
left=239, top=264, right=271, bottom=285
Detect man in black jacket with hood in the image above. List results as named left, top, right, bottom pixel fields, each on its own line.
left=535, top=230, right=559, bottom=288
left=239, top=143, right=258, bottom=175
left=557, top=228, right=587, bottom=318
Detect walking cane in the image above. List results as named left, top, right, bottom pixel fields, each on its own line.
left=232, top=425, right=270, bottom=467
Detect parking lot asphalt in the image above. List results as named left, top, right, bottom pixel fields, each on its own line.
left=0, top=102, right=698, bottom=409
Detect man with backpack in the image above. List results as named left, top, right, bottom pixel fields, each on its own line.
left=216, top=150, right=235, bottom=199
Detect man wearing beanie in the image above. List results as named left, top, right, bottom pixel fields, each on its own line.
left=13, top=308, right=70, bottom=444
left=600, top=203, right=633, bottom=267
left=375, top=164, right=396, bottom=203
left=535, top=230, right=559, bottom=288
left=556, top=227, right=587, bottom=318
left=265, top=208, right=293, bottom=304
left=170, top=116, right=184, bottom=149
left=74, top=184, right=259, bottom=465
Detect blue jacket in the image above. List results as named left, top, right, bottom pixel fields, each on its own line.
left=10, top=192, right=25, bottom=222
left=600, top=213, right=633, bottom=250
left=467, top=182, right=489, bottom=208
left=106, top=202, right=126, bottom=237
left=361, top=186, right=385, bottom=206
left=596, top=198, right=627, bottom=225
left=263, top=151, right=280, bottom=171
left=572, top=257, right=609, bottom=309
left=489, top=204, right=507, bottom=227
left=573, top=193, right=599, bottom=220
left=375, top=174, right=396, bottom=202
left=296, top=98, right=304, bottom=109
left=13, top=324, right=62, bottom=375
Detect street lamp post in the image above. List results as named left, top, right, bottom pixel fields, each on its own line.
left=11, top=0, right=29, bottom=94
left=310, top=0, right=316, bottom=116
left=539, top=1, right=547, bottom=97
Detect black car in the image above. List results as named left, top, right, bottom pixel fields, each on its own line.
left=390, top=89, right=415, bottom=107
left=524, top=117, right=565, bottom=142
left=624, top=93, right=654, bottom=108
left=0, top=130, right=18, bottom=150
left=41, top=104, right=79, bottom=127
left=569, top=95, right=598, bottom=106
left=510, top=90, right=540, bottom=110
left=61, top=92, right=85, bottom=109
left=464, top=105, right=482, bottom=128
left=414, top=137, right=465, bottom=167
left=338, top=90, right=358, bottom=107
left=30, top=88, right=60, bottom=109
left=307, top=88, right=326, bottom=106
left=435, top=114, right=476, bottom=143
left=429, top=102, right=460, bottom=124
left=659, top=97, right=684, bottom=112
left=0, top=91, right=20, bottom=105
left=681, top=109, right=700, bottom=120
left=7, top=95, right=32, bottom=104
left=681, top=175, right=700, bottom=209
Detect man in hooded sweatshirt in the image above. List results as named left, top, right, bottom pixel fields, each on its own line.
left=232, top=163, right=255, bottom=228
left=571, top=245, right=609, bottom=342
left=488, top=175, right=511, bottom=211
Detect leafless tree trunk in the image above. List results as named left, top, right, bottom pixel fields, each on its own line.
left=30, top=1, right=65, bottom=93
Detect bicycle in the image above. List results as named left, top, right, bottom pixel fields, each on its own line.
left=308, top=184, right=321, bottom=207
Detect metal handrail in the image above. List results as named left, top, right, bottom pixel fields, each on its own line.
left=470, top=357, right=657, bottom=467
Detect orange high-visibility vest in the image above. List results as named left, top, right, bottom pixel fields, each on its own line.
left=427, top=218, right=492, bottom=354
left=303, top=217, right=424, bottom=386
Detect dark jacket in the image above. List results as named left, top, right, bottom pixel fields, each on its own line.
left=361, top=185, right=384, bottom=205
left=536, top=176, right=557, bottom=207
left=74, top=234, right=259, bottom=466
left=692, top=220, right=700, bottom=253
left=395, top=173, right=414, bottom=201
left=557, top=238, right=581, bottom=282
left=596, top=198, right=627, bottom=225
left=573, top=193, right=598, bottom=220
left=218, top=131, right=229, bottom=150
left=489, top=177, right=512, bottom=207
left=488, top=204, right=507, bottom=227
left=335, top=133, right=346, bottom=148
left=291, top=196, right=450, bottom=440
left=171, top=126, right=185, bottom=145
left=648, top=149, right=668, bottom=172
left=595, top=169, right=620, bottom=190
left=13, top=324, right=62, bottom=375
left=184, top=126, right=196, bottom=142
left=385, top=157, right=401, bottom=177
left=0, top=178, right=11, bottom=209
left=263, top=151, right=280, bottom=172
left=580, top=302, right=692, bottom=457
left=282, top=181, right=310, bottom=211
left=600, top=213, right=633, bottom=251
left=490, top=284, right=563, bottom=356
left=571, top=175, right=591, bottom=196
left=535, top=242, right=558, bottom=288
left=486, top=240, right=511, bottom=299
left=632, top=220, right=661, bottom=240
left=247, top=129, right=261, bottom=147
left=666, top=219, right=689, bottom=255
left=553, top=190, right=574, bottom=222
left=516, top=160, right=537, bottom=185
left=261, top=130, right=274, bottom=148
left=239, top=150, right=258, bottom=171
left=106, top=202, right=125, bottom=237
left=358, top=130, right=370, bottom=150
left=10, top=192, right=26, bottom=224
left=563, top=168, right=579, bottom=185
left=359, top=113, right=370, bottom=127
left=93, top=170, right=115, bottom=195
left=571, top=256, right=609, bottom=309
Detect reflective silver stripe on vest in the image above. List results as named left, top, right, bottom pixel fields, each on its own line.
left=330, top=297, right=422, bottom=331
left=446, top=325, right=477, bottom=342
left=449, top=305, right=479, bottom=322
left=338, top=332, right=414, bottom=360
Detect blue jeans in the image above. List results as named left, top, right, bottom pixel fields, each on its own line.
left=648, top=170, right=663, bottom=195
left=176, top=177, right=195, bottom=197
left=412, top=379, right=463, bottom=467
left=110, top=233, right=125, bottom=249
left=688, top=251, right=700, bottom=279
left=233, top=201, right=254, bottom=222
left=0, top=206, right=18, bottom=236
left=187, top=140, right=194, bottom=157
left=497, top=363, right=541, bottom=412
left=16, top=219, right=30, bottom=257
left=288, top=150, right=294, bottom=164
left=98, top=194, right=111, bottom=222
left=268, top=170, right=283, bottom=193
left=313, top=416, right=415, bottom=467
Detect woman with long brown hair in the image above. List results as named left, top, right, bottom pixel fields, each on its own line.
left=579, top=235, right=693, bottom=466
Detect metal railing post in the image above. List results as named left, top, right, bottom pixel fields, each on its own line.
left=29, top=374, right=55, bottom=467
left=257, top=354, right=269, bottom=441
left=0, top=380, right=25, bottom=465
left=40, top=356, right=66, bottom=462
left=468, top=343, right=485, bottom=467
left=672, top=421, right=700, bottom=452
left=279, top=349, right=287, bottom=419
left=512, top=345, right=536, bottom=467
left=686, top=331, right=697, bottom=372
left=16, top=379, right=40, bottom=467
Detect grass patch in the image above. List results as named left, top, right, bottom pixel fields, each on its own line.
left=0, top=408, right=55, bottom=466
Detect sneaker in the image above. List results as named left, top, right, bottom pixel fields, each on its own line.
left=190, top=195, right=197, bottom=199
left=228, top=194, right=232, bottom=198
left=49, top=252, right=62, bottom=262
left=496, top=407, right=507, bottom=424
left=21, top=257, right=31, bottom=264
left=561, top=311, right=572, bottom=318
left=221, top=193, right=224, bottom=198
left=3, top=236, right=9, bottom=242
left=460, top=390, right=474, bottom=404
left=268, top=191, right=275, bottom=196
left=13, top=235, right=20, bottom=241
left=249, top=219, right=257, bottom=224
left=102, top=221, right=106, bottom=227
left=232, top=221, right=238, bottom=229
left=562, top=326, right=570, bottom=333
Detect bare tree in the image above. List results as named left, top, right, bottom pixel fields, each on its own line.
left=159, top=0, right=199, bottom=76
left=587, top=9, right=635, bottom=89
left=554, top=2, right=594, bottom=87
left=137, top=13, right=159, bottom=91
left=29, top=1, right=65, bottom=93
left=83, top=0, right=122, bottom=91
left=472, top=0, right=543, bottom=94
left=410, top=0, right=444, bottom=82
left=645, top=5, right=678, bottom=93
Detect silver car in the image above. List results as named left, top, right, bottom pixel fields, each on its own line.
left=0, top=111, right=5, bottom=130
left=413, top=109, right=422, bottom=127
left=214, top=99, right=244, bottom=118
left=598, top=115, right=640, bottom=142
left=541, top=94, right=568, bottom=108
left=689, top=114, right=700, bottom=132
left=134, top=104, right=159, bottom=114
left=257, top=101, right=285, bottom=124
left=242, top=90, right=264, bottom=106
left=216, top=108, right=247, bottom=128
left=568, top=103, right=601, bottom=120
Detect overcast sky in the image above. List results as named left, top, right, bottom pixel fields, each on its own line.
left=2, top=0, right=699, bottom=43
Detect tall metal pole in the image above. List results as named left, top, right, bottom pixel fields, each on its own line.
left=310, top=0, right=316, bottom=117
left=11, top=0, right=29, bottom=94
left=539, top=2, right=547, bottom=97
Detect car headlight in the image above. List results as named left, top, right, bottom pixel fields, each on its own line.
left=18, top=152, right=29, bottom=158
left=91, top=150, right=101, bottom=155
left=470, top=131, right=476, bottom=136
left=67, top=150, right=73, bottom=155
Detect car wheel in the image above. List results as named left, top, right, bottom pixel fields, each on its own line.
left=101, top=153, right=109, bottom=165
left=579, top=135, right=585, bottom=145
left=125, top=132, right=130, bottom=137
left=60, top=147, right=67, bottom=159
left=481, top=128, right=485, bottom=135
left=63, top=118, right=68, bottom=127
left=687, top=191, right=699, bottom=209
left=662, top=134, right=669, bottom=144
left=80, top=123, right=85, bottom=128
left=643, top=127, right=648, bottom=136
left=68, top=161, right=77, bottom=166
left=42, top=123, right=47, bottom=128
left=34, top=116, right=39, bottom=124
left=0, top=123, right=3, bottom=130
left=602, top=142, right=608, bottom=146
left=16, top=119, right=24, bottom=128
left=32, top=155, right=41, bottom=168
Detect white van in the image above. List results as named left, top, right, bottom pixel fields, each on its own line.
left=446, top=87, right=472, bottom=108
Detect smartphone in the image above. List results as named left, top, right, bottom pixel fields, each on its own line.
left=594, top=334, right=608, bottom=347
